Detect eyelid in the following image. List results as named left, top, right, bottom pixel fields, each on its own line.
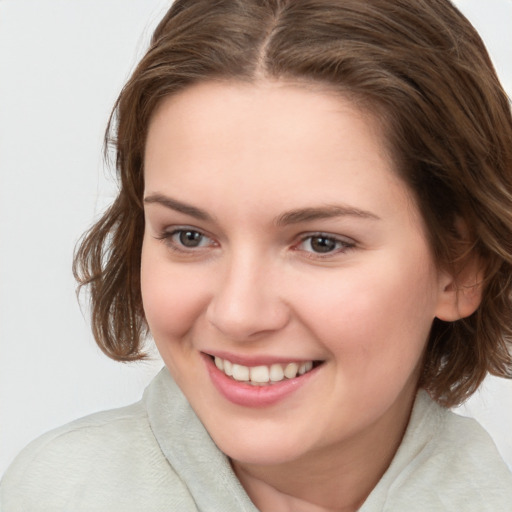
left=155, top=225, right=218, bottom=252
left=153, top=225, right=356, bottom=259
left=293, top=232, right=357, bottom=257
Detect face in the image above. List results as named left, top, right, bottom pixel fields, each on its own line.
left=141, top=81, right=451, bottom=468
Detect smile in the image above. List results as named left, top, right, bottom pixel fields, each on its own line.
left=203, top=353, right=324, bottom=407
left=213, top=356, right=316, bottom=385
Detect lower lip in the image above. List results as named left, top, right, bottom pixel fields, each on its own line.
left=203, top=354, right=321, bottom=408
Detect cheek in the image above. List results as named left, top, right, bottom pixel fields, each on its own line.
left=140, top=243, right=210, bottom=341
left=296, top=255, right=438, bottom=369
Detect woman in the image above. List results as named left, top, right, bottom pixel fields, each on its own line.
left=2, top=0, right=512, bottom=510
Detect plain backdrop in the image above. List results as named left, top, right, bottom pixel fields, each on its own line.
left=1, top=0, right=512, bottom=477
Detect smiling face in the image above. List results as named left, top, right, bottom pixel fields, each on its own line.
left=141, top=81, right=452, bottom=469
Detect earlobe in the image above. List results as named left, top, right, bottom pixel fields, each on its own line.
left=435, top=258, right=484, bottom=322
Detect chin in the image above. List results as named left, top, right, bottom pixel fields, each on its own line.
left=211, top=428, right=313, bottom=467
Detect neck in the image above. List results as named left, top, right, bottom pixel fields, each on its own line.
left=232, top=387, right=417, bottom=512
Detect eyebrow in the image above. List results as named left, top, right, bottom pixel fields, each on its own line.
left=275, top=205, right=380, bottom=226
left=144, top=193, right=380, bottom=225
left=144, top=194, right=213, bottom=221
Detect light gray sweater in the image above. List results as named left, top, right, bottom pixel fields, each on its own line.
left=1, top=368, right=511, bottom=511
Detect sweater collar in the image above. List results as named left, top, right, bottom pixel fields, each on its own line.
left=144, top=367, right=259, bottom=512
left=145, top=367, right=444, bottom=511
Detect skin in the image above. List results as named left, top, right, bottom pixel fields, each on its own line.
left=141, top=80, right=468, bottom=511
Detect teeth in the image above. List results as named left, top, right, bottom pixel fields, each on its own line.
left=299, top=361, right=313, bottom=375
left=269, top=364, right=284, bottom=382
left=223, top=359, right=233, bottom=376
left=284, top=362, right=299, bottom=379
left=213, top=357, right=316, bottom=384
left=250, top=365, right=270, bottom=384
left=232, top=364, right=250, bottom=381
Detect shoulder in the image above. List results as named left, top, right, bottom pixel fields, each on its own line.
left=4, top=400, right=150, bottom=468
left=384, top=391, right=512, bottom=511
left=0, top=400, right=197, bottom=511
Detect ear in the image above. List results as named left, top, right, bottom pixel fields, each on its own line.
left=435, top=253, right=484, bottom=322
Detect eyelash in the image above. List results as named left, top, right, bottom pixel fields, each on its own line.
left=293, top=232, right=356, bottom=258
left=155, top=228, right=356, bottom=258
left=155, top=228, right=217, bottom=253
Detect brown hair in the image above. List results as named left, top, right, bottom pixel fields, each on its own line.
left=74, top=0, right=512, bottom=407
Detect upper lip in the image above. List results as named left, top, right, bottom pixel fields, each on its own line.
left=202, top=350, right=321, bottom=367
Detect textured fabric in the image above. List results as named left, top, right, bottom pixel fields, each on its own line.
left=1, top=368, right=511, bottom=511
left=359, top=390, right=512, bottom=511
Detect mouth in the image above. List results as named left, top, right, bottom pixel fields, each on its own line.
left=207, top=354, right=323, bottom=386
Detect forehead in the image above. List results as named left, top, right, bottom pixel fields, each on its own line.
left=146, top=80, right=391, bottom=155
left=144, top=80, right=419, bottom=227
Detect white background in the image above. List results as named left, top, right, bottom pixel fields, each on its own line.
left=1, top=0, right=511, bottom=477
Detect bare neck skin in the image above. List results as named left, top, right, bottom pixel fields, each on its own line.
left=232, top=382, right=417, bottom=512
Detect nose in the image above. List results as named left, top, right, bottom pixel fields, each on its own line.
left=206, top=252, right=290, bottom=341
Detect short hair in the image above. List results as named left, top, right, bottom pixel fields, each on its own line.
left=74, top=0, right=512, bottom=407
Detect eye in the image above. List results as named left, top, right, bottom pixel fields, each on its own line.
left=174, top=229, right=208, bottom=248
left=156, top=228, right=217, bottom=252
left=296, top=233, right=355, bottom=255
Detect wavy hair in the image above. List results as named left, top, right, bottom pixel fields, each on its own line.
left=74, top=0, right=512, bottom=407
